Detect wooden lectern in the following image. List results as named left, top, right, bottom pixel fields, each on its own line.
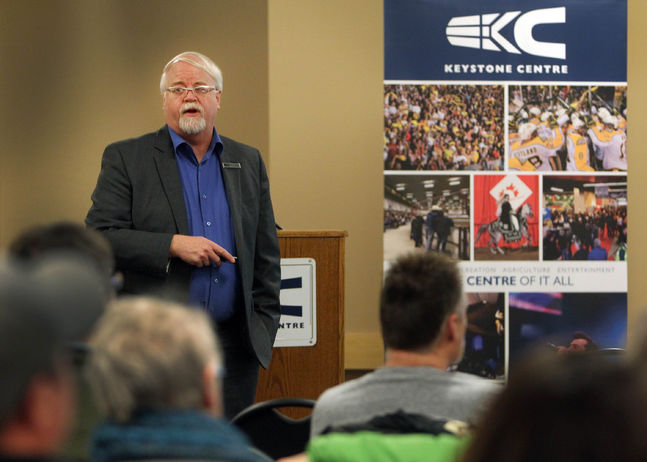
left=255, top=230, right=346, bottom=406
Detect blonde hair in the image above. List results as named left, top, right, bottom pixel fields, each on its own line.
left=87, top=297, right=220, bottom=422
left=160, top=51, right=223, bottom=92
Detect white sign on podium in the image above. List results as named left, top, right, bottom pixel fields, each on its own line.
left=274, top=258, right=317, bottom=347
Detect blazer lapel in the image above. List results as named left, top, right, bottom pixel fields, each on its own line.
left=220, top=139, right=243, bottom=250
left=152, top=127, right=190, bottom=235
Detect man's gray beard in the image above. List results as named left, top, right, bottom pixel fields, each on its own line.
left=179, top=115, right=207, bottom=135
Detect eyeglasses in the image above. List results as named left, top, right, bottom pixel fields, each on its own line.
left=165, top=86, right=218, bottom=97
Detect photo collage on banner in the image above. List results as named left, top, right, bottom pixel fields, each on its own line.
left=384, top=0, right=627, bottom=380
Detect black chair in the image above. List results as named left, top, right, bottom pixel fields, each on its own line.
left=593, top=347, right=625, bottom=363
left=231, top=398, right=315, bottom=459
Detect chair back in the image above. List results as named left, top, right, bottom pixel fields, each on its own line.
left=231, top=397, right=315, bottom=459
left=593, top=347, right=625, bottom=364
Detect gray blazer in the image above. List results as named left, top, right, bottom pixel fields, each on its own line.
left=86, top=126, right=280, bottom=368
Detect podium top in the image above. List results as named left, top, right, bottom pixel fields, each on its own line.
left=277, top=230, right=348, bottom=238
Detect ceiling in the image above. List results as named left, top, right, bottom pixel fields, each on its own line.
left=385, top=173, right=470, bottom=209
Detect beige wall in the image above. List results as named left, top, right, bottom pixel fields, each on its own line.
left=1, top=1, right=643, bottom=368
left=627, top=0, right=645, bottom=338
left=267, top=2, right=384, bottom=363
left=0, top=0, right=269, bottom=244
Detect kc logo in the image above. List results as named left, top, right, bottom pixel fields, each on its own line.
left=446, top=7, right=566, bottom=60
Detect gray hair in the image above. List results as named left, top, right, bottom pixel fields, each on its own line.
left=159, top=51, right=223, bottom=93
left=86, top=297, right=220, bottom=422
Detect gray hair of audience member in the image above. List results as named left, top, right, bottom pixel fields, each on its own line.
left=159, top=51, right=223, bottom=93
left=380, top=252, right=463, bottom=351
left=87, top=297, right=221, bottom=422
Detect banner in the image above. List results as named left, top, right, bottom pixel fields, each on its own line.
left=383, top=0, right=627, bottom=378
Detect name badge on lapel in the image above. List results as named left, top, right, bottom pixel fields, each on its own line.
left=222, top=162, right=241, bottom=169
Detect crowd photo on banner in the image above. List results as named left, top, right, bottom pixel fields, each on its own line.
left=384, top=84, right=504, bottom=171
left=508, top=85, right=626, bottom=172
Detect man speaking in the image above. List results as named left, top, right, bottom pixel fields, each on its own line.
left=86, top=51, right=281, bottom=419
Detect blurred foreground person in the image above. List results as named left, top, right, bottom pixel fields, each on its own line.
left=8, top=221, right=117, bottom=299
left=9, top=221, right=117, bottom=462
left=86, top=297, right=268, bottom=462
left=462, top=353, right=647, bottom=462
left=0, top=257, right=105, bottom=461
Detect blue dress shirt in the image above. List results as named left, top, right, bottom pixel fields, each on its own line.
left=169, top=126, right=239, bottom=321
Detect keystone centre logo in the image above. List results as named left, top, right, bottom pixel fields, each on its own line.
left=446, top=7, right=566, bottom=60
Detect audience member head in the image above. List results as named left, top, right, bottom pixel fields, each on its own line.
left=87, top=297, right=222, bottom=423
left=8, top=221, right=116, bottom=298
left=568, top=331, right=598, bottom=352
left=380, top=252, right=466, bottom=367
left=0, top=257, right=106, bottom=457
left=462, top=353, right=647, bottom=462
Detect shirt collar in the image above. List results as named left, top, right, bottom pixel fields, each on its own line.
left=167, top=125, right=223, bottom=160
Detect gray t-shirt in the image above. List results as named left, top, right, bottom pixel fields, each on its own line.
left=310, top=367, right=502, bottom=437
